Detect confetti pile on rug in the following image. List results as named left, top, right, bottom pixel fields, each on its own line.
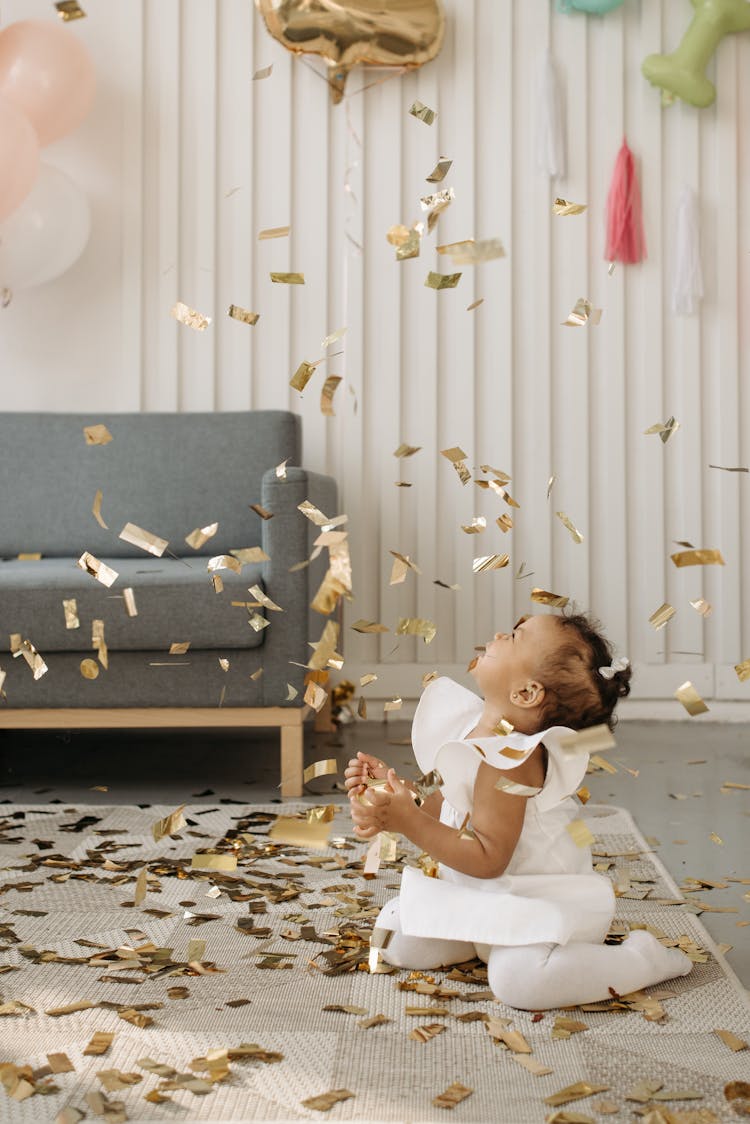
left=0, top=801, right=748, bottom=1123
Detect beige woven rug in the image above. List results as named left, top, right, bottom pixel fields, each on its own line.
left=0, top=801, right=748, bottom=1124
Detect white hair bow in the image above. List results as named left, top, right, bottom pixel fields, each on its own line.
left=599, top=656, right=629, bottom=680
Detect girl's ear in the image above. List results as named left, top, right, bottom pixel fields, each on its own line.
left=515, top=681, right=545, bottom=707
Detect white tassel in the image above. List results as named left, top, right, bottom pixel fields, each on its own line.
left=671, top=185, right=703, bottom=317
left=535, top=49, right=566, bottom=179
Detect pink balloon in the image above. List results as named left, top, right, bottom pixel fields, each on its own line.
left=0, top=19, right=95, bottom=146
left=0, top=95, right=39, bottom=222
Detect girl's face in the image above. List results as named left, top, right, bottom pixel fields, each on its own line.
left=470, top=613, right=564, bottom=715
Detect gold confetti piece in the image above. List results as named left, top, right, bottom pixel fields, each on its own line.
left=709, top=463, right=749, bottom=472
left=715, top=1029, right=748, bottom=1052
left=253, top=62, right=273, bottom=79
left=445, top=238, right=506, bottom=265
left=649, top=603, right=677, bottom=630
left=472, top=554, right=510, bottom=573
left=357, top=696, right=367, bottom=718
left=396, top=617, right=437, bottom=644
left=169, top=641, right=190, bottom=656
left=671, top=548, right=725, bottom=567
left=84, top=423, right=113, bottom=446
left=358, top=1014, right=391, bottom=1029
left=285, top=683, right=298, bottom=701
left=259, top=225, right=290, bottom=240
left=467, top=298, right=484, bottom=311
left=119, top=522, right=168, bottom=558
left=496, top=513, right=513, bottom=533
left=495, top=778, right=542, bottom=797
left=191, top=853, right=238, bottom=872
left=321, top=326, right=347, bottom=349
left=566, top=820, right=595, bottom=848
left=675, top=680, right=710, bottom=716
left=553, top=197, right=588, bottom=216
left=297, top=500, right=331, bottom=526
left=433, top=1082, right=473, bottom=1110
left=320, top=375, right=342, bottom=416
left=275, top=458, right=288, bottom=479
left=77, top=551, right=119, bottom=587
left=269, top=816, right=331, bottom=851
left=171, top=300, right=211, bottom=330
left=290, top=360, right=317, bottom=392
left=511, top=1055, right=553, bottom=1077
left=690, top=597, right=713, bottom=618
left=46, top=1000, right=96, bottom=1017
left=384, top=697, right=403, bottom=712
left=302, top=1089, right=355, bottom=1112
left=425, top=270, right=462, bottom=290
left=409, top=99, right=436, bottom=124
left=394, top=443, right=422, bottom=458
left=184, top=523, right=219, bottom=551
left=231, top=546, right=270, bottom=564
left=91, top=488, right=108, bottom=530
left=227, top=304, right=259, bottom=325
left=389, top=550, right=421, bottom=584
left=493, top=717, right=514, bottom=735
left=410, top=1023, right=447, bottom=1043
left=323, top=1005, right=369, bottom=1015
left=270, top=272, right=304, bottom=284
left=559, top=725, right=616, bottom=755
left=710, top=831, right=723, bottom=845
left=303, top=758, right=337, bottom=785
left=491, top=1027, right=532, bottom=1053
left=16, top=551, right=41, bottom=560
left=426, top=156, right=452, bottom=182
left=247, top=584, right=283, bottom=613
left=308, top=620, right=340, bottom=671
left=562, top=297, right=602, bottom=327
left=386, top=223, right=410, bottom=246
left=56, top=1, right=86, bottom=20
left=10, top=636, right=48, bottom=680
left=62, top=598, right=80, bottom=630
left=133, top=866, right=147, bottom=907
left=531, top=587, right=569, bottom=608
left=556, top=511, right=584, bottom=543
left=303, top=681, right=328, bottom=713
left=735, top=659, right=750, bottom=682
left=151, top=805, right=186, bottom=842
left=186, top=938, right=206, bottom=961
left=644, top=415, right=680, bottom=443
left=208, top=554, right=242, bottom=574
left=461, top=516, right=487, bottom=534
left=350, top=620, right=388, bottom=636
left=545, top=1082, right=610, bottom=1108
left=83, top=1033, right=114, bottom=1057
left=211, top=574, right=224, bottom=593
left=119, top=588, right=137, bottom=618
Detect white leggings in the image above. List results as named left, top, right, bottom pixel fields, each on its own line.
left=377, top=898, right=692, bottom=1011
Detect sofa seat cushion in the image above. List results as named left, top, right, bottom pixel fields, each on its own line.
left=0, top=558, right=268, bottom=652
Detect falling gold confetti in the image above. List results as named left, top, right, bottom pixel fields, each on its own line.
left=230, top=547, right=270, bottom=564
left=396, top=617, right=437, bottom=644
left=496, top=514, right=513, bottom=533
left=443, top=238, right=505, bottom=265
left=440, top=446, right=471, bottom=485
left=285, top=683, right=298, bottom=701
left=531, top=588, right=569, bottom=608
left=560, top=725, right=616, bottom=755
left=63, top=599, right=80, bottom=630
left=466, top=298, right=484, bottom=312
left=258, top=225, right=290, bottom=240
left=709, top=463, right=748, bottom=473
left=80, top=658, right=99, bottom=681
left=461, top=516, right=487, bottom=534
left=123, top=588, right=137, bottom=617
left=207, top=555, right=242, bottom=574
left=169, top=642, right=190, bottom=655
left=17, top=552, right=41, bottom=560
left=644, top=415, right=680, bottom=443
left=253, top=63, right=273, bottom=79
left=547, top=474, right=556, bottom=499
left=690, top=598, right=713, bottom=618
left=389, top=550, right=421, bottom=584
left=303, top=681, right=328, bottom=712
left=553, top=197, right=587, bottom=216
left=735, top=659, right=750, bottom=682
left=394, top=443, right=422, bottom=458
left=211, top=574, right=224, bottom=594
left=270, top=272, right=304, bottom=284
left=426, top=156, right=452, bottom=182
left=185, top=523, right=219, bottom=550
left=351, top=620, right=389, bottom=633
left=249, top=504, right=273, bottom=520
left=55, top=1, right=86, bottom=20
left=77, top=552, right=119, bottom=587
left=409, top=99, right=436, bottom=124
left=228, top=305, right=259, bottom=325
left=119, top=522, right=168, bottom=558
left=649, top=603, right=676, bottom=630
left=151, top=805, right=187, bottom=842
left=91, top=489, right=108, bottom=530
left=320, top=375, right=342, bottom=416
left=675, top=681, right=709, bottom=716
left=566, top=820, right=596, bottom=848
left=472, top=554, right=510, bottom=573
left=562, top=297, right=602, bottom=327
left=321, top=325, right=347, bottom=349
left=275, top=459, right=289, bottom=479
left=297, top=500, right=331, bottom=526
left=360, top=673, right=378, bottom=687
left=556, top=511, right=584, bottom=543
left=384, top=698, right=403, bottom=712
left=303, top=759, right=338, bottom=784
left=290, top=361, right=318, bottom=393
left=248, top=584, right=283, bottom=613
left=671, top=548, right=725, bottom=567
left=83, top=423, right=113, bottom=446
left=171, top=301, right=211, bottom=330
left=425, top=270, right=462, bottom=290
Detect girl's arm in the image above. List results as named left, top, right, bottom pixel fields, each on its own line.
left=350, top=762, right=528, bottom=880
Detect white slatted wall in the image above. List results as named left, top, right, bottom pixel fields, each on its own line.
left=1, top=0, right=748, bottom=706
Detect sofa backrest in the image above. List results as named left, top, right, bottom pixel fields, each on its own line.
left=0, top=411, right=302, bottom=557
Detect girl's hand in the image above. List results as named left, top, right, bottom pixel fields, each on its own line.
left=350, top=769, right=418, bottom=839
left=343, top=751, right=389, bottom=796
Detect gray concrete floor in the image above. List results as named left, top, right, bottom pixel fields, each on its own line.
left=1, top=717, right=748, bottom=986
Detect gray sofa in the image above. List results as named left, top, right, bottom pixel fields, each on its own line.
left=0, top=411, right=337, bottom=795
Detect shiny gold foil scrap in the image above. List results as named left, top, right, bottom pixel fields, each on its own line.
left=494, top=777, right=541, bottom=798
left=394, top=443, right=422, bottom=458
left=227, top=304, right=259, bottom=326
left=560, top=724, right=616, bottom=756
left=446, top=238, right=506, bottom=265
left=433, top=1083, right=473, bottom=1110
left=230, top=546, right=270, bottom=564
left=735, top=659, right=750, bottom=683
left=480, top=463, right=512, bottom=482
left=644, top=415, right=680, bottom=444
left=247, top=584, right=283, bottom=612
left=303, top=758, right=338, bottom=784
left=496, top=514, right=514, bottom=533
left=119, top=522, right=168, bottom=558
left=359, top=673, right=378, bottom=688
left=77, top=552, right=119, bottom=587
left=12, top=637, right=48, bottom=680
left=565, top=819, right=595, bottom=848
left=426, top=156, right=452, bottom=183
left=387, top=223, right=411, bottom=247
left=442, top=445, right=467, bottom=463
left=709, top=463, right=749, bottom=472
left=132, top=866, right=147, bottom=907
left=351, top=620, right=389, bottom=633
left=320, top=375, right=343, bottom=416
left=55, top=1, right=86, bottom=20
left=248, top=504, right=273, bottom=521
left=670, top=548, right=725, bottom=568
left=171, top=301, right=211, bottom=330
left=211, top=574, right=224, bottom=594
left=494, top=717, right=515, bottom=735
left=544, top=1083, right=610, bottom=1109
left=531, top=588, right=569, bottom=608
left=252, top=63, right=273, bottom=80
left=420, top=186, right=454, bottom=213
left=17, top=552, right=41, bottom=560
left=297, top=500, right=331, bottom=526
left=389, top=549, right=421, bottom=585
left=258, top=225, right=290, bottom=240
left=321, top=325, right=347, bottom=349
left=169, top=641, right=190, bottom=655
left=80, top=658, right=99, bottom=680
left=84, top=423, right=113, bottom=446
left=547, top=474, right=556, bottom=500
left=675, top=680, right=710, bottom=716
left=63, top=598, right=80, bottom=630
left=151, top=804, right=186, bottom=842
left=434, top=579, right=461, bottom=590
left=553, top=197, right=587, bottom=216
left=275, top=458, right=289, bottom=479
left=556, top=511, right=584, bottom=544
left=396, top=617, right=437, bottom=644
left=689, top=597, right=713, bottom=617
left=91, top=489, right=108, bottom=530
left=290, top=360, right=318, bottom=393
left=461, top=516, right=487, bottom=534
left=396, top=227, right=421, bottom=261
left=270, top=272, right=305, bottom=284
left=409, top=99, right=436, bottom=125
left=207, top=554, right=242, bottom=574
left=249, top=668, right=264, bottom=681
left=384, top=697, right=403, bottom=712
left=425, top=270, right=462, bottom=290
left=303, top=681, right=328, bottom=713
left=185, top=522, right=219, bottom=549
left=269, top=816, right=331, bottom=851
left=308, top=620, right=340, bottom=671
left=466, top=297, right=484, bottom=312
left=649, top=603, right=676, bottom=630
left=562, top=297, right=602, bottom=327
left=247, top=612, right=269, bottom=635
left=190, top=853, right=238, bottom=872
left=472, top=554, right=510, bottom=573
left=302, top=1090, right=355, bottom=1113
left=357, top=695, right=367, bottom=718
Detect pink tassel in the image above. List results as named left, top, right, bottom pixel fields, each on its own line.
left=605, top=139, right=646, bottom=264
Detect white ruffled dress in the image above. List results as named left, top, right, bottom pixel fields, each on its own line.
left=398, top=677, right=615, bottom=949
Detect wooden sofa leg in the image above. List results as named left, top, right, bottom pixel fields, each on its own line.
left=280, top=722, right=304, bottom=798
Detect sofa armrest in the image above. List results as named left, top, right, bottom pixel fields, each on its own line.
left=258, top=467, right=338, bottom=705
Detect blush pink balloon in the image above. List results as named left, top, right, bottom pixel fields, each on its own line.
left=0, top=19, right=96, bottom=146
left=0, top=95, right=39, bottom=222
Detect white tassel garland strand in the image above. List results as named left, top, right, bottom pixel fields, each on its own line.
left=672, top=185, right=703, bottom=317
left=535, top=49, right=566, bottom=180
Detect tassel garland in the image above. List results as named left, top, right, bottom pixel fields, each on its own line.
left=535, top=49, right=566, bottom=179
left=605, top=139, right=646, bottom=264
left=671, top=185, right=703, bottom=317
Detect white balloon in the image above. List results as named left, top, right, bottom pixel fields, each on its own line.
left=0, top=161, right=90, bottom=290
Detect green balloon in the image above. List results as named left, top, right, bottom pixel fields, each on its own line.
left=642, top=0, right=750, bottom=108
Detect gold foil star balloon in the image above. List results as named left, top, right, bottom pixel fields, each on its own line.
left=257, top=0, right=446, bottom=103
